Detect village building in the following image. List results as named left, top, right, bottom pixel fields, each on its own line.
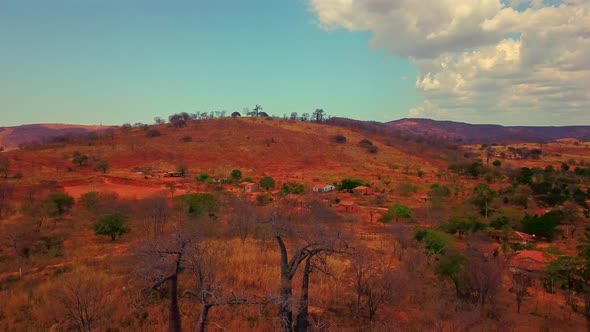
left=489, top=230, right=535, bottom=245
left=353, top=186, right=373, bottom=195
left=337, top=200, right=359, bottom=213
left=510, top=250, right=549, bottom=275
left=240, top=181, right=258, bottom=193
left=418, top=194, right=429, bottom=202
left=313, top=184, right=335, bottom=193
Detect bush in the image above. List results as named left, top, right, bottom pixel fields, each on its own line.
left=380, top=204, right=413, bottom=223
left=332, top=134, right=347, bottom=143
left=256, top=193, right=273, bottom=206
left=94, top=160, right=109, bottom=173
left=521, top=210, right=562, bottom=241
left=47, top=192, right=75, bottom=219
left=72, top=151, right=89, bottom=167
left=230, top=169, right=242, bottom=182
left=145, top=129, right=161, bottom=138
left=492, top=160, right=502, bottom=167
left=337, top=178, right=363, bottom=192
left=281, top=182, right=305, bottom=195
left=175, top=193, right=218, bottom=217
left=397, top=182, right=418, bottom=197
left=260, top=176, right=276, bottom=190
left=359, top=139, right=378, bottom=153
left=196, top=173, right=210, bottom=182
left=93, top=213, right=130, bottom=241
left=414, top=228, right=453, bottom=256
left=181, top=135, right=192, bottom=142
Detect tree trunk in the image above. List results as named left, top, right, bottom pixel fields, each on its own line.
left=198, top=304, right=211, bottom=332
left=277, top=236, right=293, bottom=332
left=295, top=258, right=312, bottom=332
left=169, top=274, right=181, bottom=332
left=517, top=298, right=522, bottom=314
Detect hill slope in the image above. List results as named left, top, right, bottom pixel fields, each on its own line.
left=0, top=124, right=110, bottom=149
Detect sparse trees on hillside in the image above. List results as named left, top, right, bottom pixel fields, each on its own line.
left=47, top=191, right=75, bottom=222
left=72, top=151, right=89, bottom=167
left=93, top=213, right=130, bottom=241
left=313, top=109, right=325, bottom=123
left=94, top=160, right=109, bottom=173
left=380, top=204, right=413, bottom=223
left=168, top=112, right=190, bottom=128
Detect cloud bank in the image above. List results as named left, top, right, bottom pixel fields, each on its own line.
left=309, top=0, right=590, bottom=124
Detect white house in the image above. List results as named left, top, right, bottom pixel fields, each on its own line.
left=313, top=184, right=335, bottom=193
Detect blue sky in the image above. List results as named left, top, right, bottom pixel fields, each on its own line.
left=0, top=0, right=419, bottom=126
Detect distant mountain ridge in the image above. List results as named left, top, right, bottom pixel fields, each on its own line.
left=0, top=124, right=111, bottom=149
left=327, top=117, right=590, bottom=144
left=386, top=118, right=590, bottom=143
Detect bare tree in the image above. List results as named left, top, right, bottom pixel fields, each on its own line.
left=511, top=273, right=531, bottom=314
left=183, top=240, right=268, bottom=332
left=136, top=231, right=189, bottom=332
left=463, top=244, right=506, bottom=311
left=0, top=183, right=15, bottom=219
left=55, top=269, right=113, bottom=332
left=262, top=201, right=353, bottom=331
left=350, top=250, right=405, bottom=321
left=227, top=196, right=256, bottom=244
left=138, top=195, right=170, bottom=240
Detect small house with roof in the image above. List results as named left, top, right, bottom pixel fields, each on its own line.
left=353, top=186, right=373, bottom=195
left=313, top=184, right=335, bottom=193
left=240, top=182, right=259, bottom=193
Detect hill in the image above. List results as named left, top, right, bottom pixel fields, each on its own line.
left=386, top=118, right=590, bottom=144
left=0, top=124, right=111, bottom=149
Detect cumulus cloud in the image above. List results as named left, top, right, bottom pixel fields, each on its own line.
left=309, top=0, right=590, bottom=124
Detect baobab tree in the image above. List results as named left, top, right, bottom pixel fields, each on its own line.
left=137, top=227, right=263, bottom=332
left=261, top=200, right=354, bottom=331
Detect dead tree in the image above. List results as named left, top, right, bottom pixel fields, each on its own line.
left=184, top=240, right=268, bottom=332
left=56, top=269, right=113, bottom=332
left=263, top=200, right=354, bottom=332
left=138, top=195, right=170, bottom=239
left=511, top=273, right=530, bottom=314
left=227, top=196, right=256, bottom=244
left=136, top=231, right=189, bottom=332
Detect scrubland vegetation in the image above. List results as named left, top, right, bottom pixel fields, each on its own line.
left=1, top=113, right=590, bottom=331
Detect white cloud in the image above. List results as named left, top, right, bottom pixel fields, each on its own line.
left=309, top=0, right=590, bottom=124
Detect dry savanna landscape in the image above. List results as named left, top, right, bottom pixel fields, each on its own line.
left=1, top=114, right=590, bottom=331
